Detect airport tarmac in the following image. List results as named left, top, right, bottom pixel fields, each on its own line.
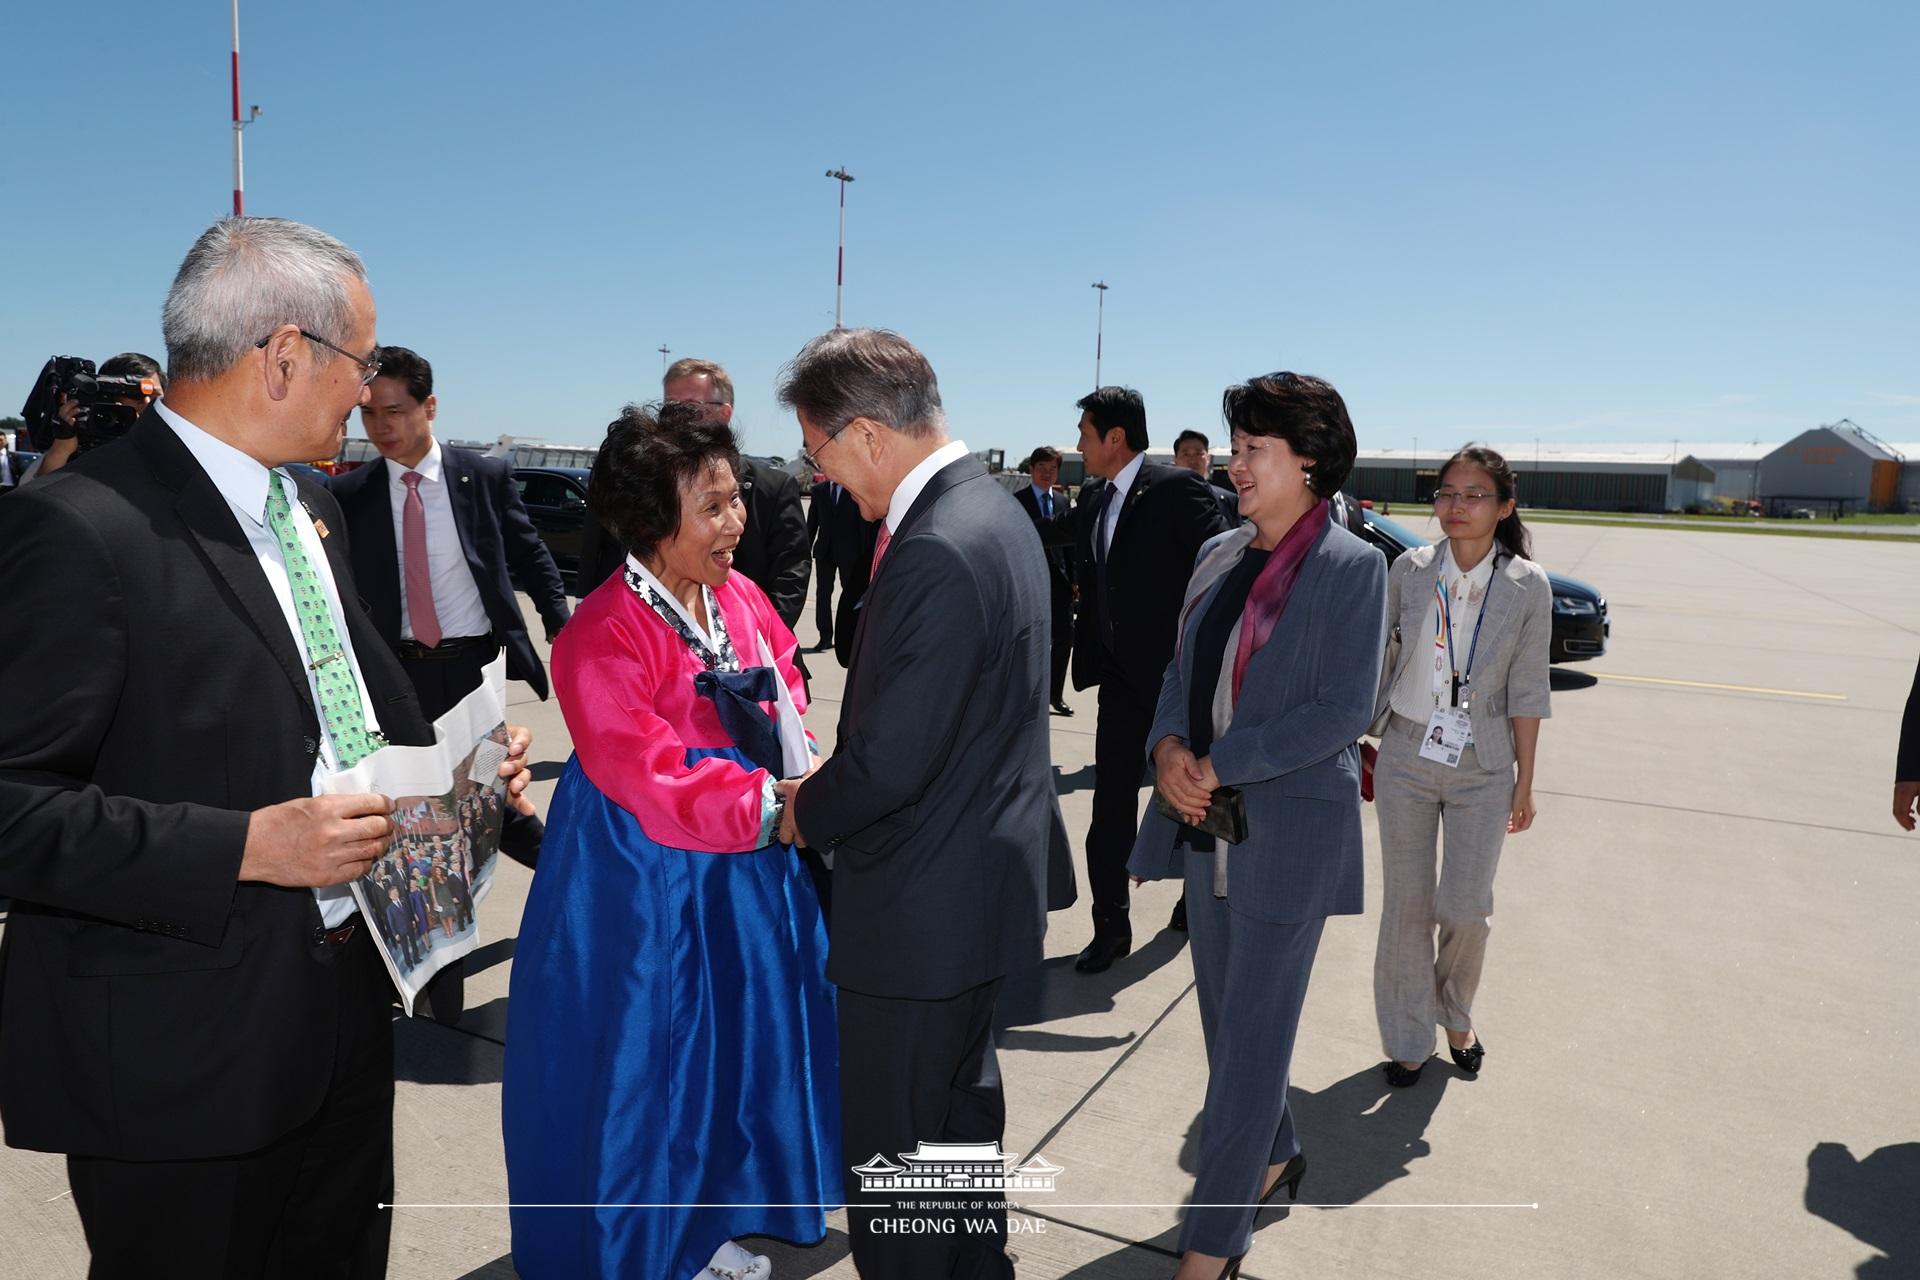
left=3, top=519, right=1916, bottom=1279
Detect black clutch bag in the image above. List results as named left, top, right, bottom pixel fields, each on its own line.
left=1153, top=784, right=1248, bottom=845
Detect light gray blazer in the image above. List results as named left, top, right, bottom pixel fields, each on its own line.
left=1373, top=544, right=1553, bottom=773
left=1127, top=520, right=1388, bottom=924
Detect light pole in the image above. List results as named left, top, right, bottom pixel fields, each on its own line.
left=230, top=0, right=262, bottom=215
left=658, top=345, right=670, bottom=372
left=1091, top=281, right=1109, bottom=388
left=826, top=168, right=855, bottom=328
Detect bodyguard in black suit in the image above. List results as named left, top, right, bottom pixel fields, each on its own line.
left=0, top=217, right=535, bottom=1279
left=780, top=329, right=1065, bottom=1280
left=1072, top=388, right=1232, bottom=971
left=330, top=346, right=571, bottom=712
left=806, top=475, right=837, bottom=646
left=1014, top=444, right=1077, bottom=714
left=573, top=359, right=812, bottom=631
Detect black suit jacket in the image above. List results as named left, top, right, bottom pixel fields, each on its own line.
left=793, top=456, right=1069, bottom=999
left=574, top=457, right=810, bottom=629
left=1013, top=483, right=1075, bottom=593
left=1210, top=477, right=1242, bottom=525
left=0, top=411, right=433, bottom=1161
left=1900, top=657, right=1920, bottom=782
left=327, top=446, right=570, bottom=699
left=1072, top=460, right=1232, bottom=697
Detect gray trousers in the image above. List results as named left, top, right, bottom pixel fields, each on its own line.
left=1180, top=853, right=1326, bottom=1258
left=1372, top=713, right=1515, bottom=1064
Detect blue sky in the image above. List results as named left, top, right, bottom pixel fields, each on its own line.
left=4, top=1, right=1915, bottom=459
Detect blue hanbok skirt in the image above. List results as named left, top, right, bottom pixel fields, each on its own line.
left=502, top=747, right=841, bottom=1279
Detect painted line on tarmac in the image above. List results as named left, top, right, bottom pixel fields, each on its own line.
left=1590, top=672, right=1845, bottom=700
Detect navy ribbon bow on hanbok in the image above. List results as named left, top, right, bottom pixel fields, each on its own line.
left=693, top=666, right=784, bottom=775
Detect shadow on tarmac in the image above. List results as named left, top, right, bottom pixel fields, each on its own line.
left=1054, top=762, right=1097, bottom=796
left=1053, top=1066, right=1453, bottom=1278
left=1805, top=1140, right=1920, bottom=1278
left=394, top=1013, right=504, bottom=1086
left=995, top=930, right=1190, bottom=1053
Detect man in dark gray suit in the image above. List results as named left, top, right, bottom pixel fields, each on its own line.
left=778, top=328, right=1065, bottom=1280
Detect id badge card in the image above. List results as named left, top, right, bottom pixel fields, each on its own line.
left=1419, top=707, right=1472, bottom=768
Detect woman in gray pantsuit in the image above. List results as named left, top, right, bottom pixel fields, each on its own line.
left=1129, top=373, right=1386, bottom=1280
left=1371, top=445, right=1552, bottom=1087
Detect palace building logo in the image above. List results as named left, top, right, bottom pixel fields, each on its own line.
left=852, top=1142, right=1063, bottom=1193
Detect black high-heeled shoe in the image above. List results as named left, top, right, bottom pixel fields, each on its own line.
left=1449, top=1034, right=1484, bottom=1074
left=1383, top=1059, right=1426, bottom=1087
left=1258, top=1152, right=1307, bottom=1206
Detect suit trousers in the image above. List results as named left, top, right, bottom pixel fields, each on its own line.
left=1047, top=582, right=1073, bottom=704
left=1180, top=858, right=1325, bottom=1258
left=66, top=927, right=395, bottom=1280
left=813, top=554, right=836, bottom=645
left=838, top=980, right=1014, bottom=1280
left=1086, top=671, right=1156, bottom=938
left=1372, top=713, right=1514, bottom=1063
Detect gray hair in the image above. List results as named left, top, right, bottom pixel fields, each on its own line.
left=161, top=217, right=367, bottom=384
left=775, top=328, right=946, bottom=440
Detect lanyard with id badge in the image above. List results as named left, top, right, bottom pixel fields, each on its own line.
left=1421, top=560, right=1497, bottom=767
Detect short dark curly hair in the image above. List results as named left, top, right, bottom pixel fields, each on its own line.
left=1221, top=372, right=1357, bottom=499
left=586, top=400, right=742, bottom=561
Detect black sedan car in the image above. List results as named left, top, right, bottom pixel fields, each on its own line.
left=513, top=466, right=593, bottom=590
left=1356, top=507, right=1609, bottom=663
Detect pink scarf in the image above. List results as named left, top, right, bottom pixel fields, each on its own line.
left=1229, top=499, right=1327, bottom=701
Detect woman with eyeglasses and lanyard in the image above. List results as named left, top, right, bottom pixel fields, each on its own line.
left=1129, top=373, right=1387, bottom=1280
left=1371, top=445, right=1552, bottom=1087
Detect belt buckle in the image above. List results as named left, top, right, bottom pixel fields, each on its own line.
left=312, top=922, right=358, bottom=947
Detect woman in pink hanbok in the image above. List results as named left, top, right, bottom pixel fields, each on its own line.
left=503, top=404, right=839, bottom=1280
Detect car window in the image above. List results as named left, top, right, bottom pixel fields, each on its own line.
left=1364, top=509, right=1432, bottom=550
left=518, top=474, right=586, bottom=509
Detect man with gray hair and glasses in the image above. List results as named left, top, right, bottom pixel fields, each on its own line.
left=0, top=216, right=536, bottom=1278
left=776, top=327, right=1071, bottom=1279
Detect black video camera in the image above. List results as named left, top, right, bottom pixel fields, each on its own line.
left=21, top=356, right=159, bottom=453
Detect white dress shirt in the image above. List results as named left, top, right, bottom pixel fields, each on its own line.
left=885, top=439, right=973, bottom=534
left=385, top=439, right=492, bottom=641
left=1030, top=481, right=1061, bottom=519
left=154, top=400, right=380, bottom=927
left=1389, top=541, right=1499, bottom=722
left=1099, top=450, right=1146, bottom=557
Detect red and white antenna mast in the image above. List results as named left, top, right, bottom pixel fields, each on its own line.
left=231, top=0, right=262, bottom=215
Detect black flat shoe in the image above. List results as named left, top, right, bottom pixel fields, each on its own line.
left=1051, top=700, right=1075, bottom=717
left=1258, top=1153, right=1306, bottom=1206
left=1449, top=1035, right=1484, bottom=1074
left=1074, top=934, right=1132, bottom=973
left=1167, top=896, right=1188, bottom=932
left=1383, top=1059, right=1426, bottom=1088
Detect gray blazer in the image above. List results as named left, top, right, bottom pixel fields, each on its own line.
left=791, top=455, right=1069, bottom=1000
left=1127, top=520, right=1388, bottom=924
left=1373, top=544, right=1553, bottom=772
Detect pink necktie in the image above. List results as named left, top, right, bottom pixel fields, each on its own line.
left=870, top=523, right=892, bottom=580
left=402, top=471, right=442, bottom=648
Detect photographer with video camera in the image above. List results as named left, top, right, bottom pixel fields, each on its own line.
left=17, top=351, right=164, bottom=482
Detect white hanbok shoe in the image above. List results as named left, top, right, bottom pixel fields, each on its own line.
left=699, top=1239, right=772, bottom=1280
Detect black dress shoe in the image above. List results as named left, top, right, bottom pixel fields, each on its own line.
left=1449, top=1034, right=1484, bottom=1074
left=1167, top=896, right=1188, bottom=932
left=1050, top=700, right=1075, bottom=717
left=1074, top=935, right=1132, bottom=973
left=1383, top=1059, right=1426, bottom=1088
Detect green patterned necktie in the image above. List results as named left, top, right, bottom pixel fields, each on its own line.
left=265, top=471, right=382, bottom=767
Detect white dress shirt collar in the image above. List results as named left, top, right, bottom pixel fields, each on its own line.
left=152, top=399, right=277, bottom=527
left=1107, top=450, right=1145, bottom=501
left=885, top=438, right=971, bottom=533
left=386, top=437, right=443, bottom=486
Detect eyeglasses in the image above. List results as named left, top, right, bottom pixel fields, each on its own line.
left=798, top=428, right=841, bottom=475
left=1432, top=489, right=1498, bottom=507
left=256, top=329, right=382, bottom=385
